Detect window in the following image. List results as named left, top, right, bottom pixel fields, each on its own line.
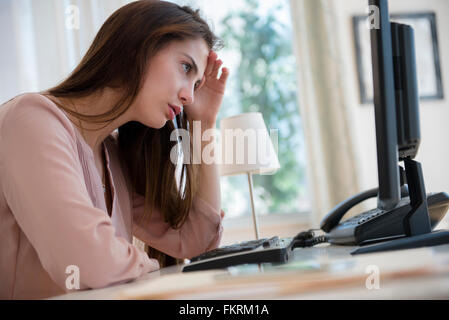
left=174, top=0, right=310, bottom=220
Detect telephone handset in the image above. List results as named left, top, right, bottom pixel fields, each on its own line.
left=320, top=186, right=407, bottom=233
left=318, top=187, right=449, bottom=246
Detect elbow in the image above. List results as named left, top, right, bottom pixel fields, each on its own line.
left=61, top=264, right=134, bottom=291
left=180, top=223, right=224, bottom=260
left=80, top=267, right=132, bottom=290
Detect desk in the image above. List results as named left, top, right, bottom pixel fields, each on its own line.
left=50, top=244, right=449, bottom=300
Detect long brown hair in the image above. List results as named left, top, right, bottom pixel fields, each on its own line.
left=43, top=0, right=222, bottom=267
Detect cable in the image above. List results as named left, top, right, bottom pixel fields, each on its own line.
left=290, top=229, right=328, bottom=249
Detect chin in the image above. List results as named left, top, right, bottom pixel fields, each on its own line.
left=139, top=118, right=167, bottom=129
left=151, top=123, right=166, bottom=130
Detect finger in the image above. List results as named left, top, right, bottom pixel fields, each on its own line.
left=211, top=59, right=223, bottom=79
left=204, top=51, right=217, bottom=76
left=219, top=67, right=230, bottom=84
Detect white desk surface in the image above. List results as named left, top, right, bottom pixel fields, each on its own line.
left=50, top=243, right=449, bottom=300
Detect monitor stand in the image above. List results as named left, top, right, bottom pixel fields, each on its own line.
left=352, top=159, right=449, bottom=255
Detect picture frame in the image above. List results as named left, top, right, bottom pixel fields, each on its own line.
left=353, top=12, right=444, bottom=104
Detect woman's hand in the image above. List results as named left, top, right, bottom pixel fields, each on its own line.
left=183, top=51, right=229, bottom=128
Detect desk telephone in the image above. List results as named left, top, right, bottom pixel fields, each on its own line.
left=319, top=187, right=449, bottom=246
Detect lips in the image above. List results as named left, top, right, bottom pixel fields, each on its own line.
left=168, top=104, right=182, bottom=116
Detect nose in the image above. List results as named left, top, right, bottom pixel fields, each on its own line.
left=178, top=83, right=194, bottom=105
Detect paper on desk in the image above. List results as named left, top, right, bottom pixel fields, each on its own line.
left=119, top=248, right=449, bottom=300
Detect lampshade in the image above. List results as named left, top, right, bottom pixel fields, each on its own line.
left=219, top=112, right=280, bottom=176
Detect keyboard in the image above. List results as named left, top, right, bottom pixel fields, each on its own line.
left=182, top=236, right=293, bottom=272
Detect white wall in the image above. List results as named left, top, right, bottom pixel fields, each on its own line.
left=334, top=0, right=449, bottom=206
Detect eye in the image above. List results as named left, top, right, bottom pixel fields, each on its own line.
left=182, top=63, right=192, bottom=73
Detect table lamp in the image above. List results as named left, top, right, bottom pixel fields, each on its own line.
left=219, top=112, right=281, bottom=240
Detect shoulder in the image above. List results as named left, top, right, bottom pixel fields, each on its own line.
left=1, top=92, right=73, bottom=126
left=0, top=92, right=77, bottom=143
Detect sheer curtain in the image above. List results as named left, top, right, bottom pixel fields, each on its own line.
left=0, top=0, right=133, bottom=104
left=289, top=0, right=361, bottom=225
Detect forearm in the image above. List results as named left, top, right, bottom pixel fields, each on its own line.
left=190, top=119, right=221, bottom=211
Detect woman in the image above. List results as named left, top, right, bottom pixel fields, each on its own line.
left=0, top=1, right=228, bottom=299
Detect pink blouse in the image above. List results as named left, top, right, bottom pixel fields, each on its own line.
left=0, top=93, right=223, bottom=299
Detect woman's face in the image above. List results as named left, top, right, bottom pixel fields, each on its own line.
left=131, top=38, right=209, bottom=128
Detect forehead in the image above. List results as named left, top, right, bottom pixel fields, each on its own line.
left=164, top=39, right=209, bottom=74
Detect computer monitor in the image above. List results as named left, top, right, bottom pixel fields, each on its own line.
left=351, top=0, right=449, bottom=254
left=369, top=0, right=401, bottom=211
left=371, top=0, right=425, bottom=207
